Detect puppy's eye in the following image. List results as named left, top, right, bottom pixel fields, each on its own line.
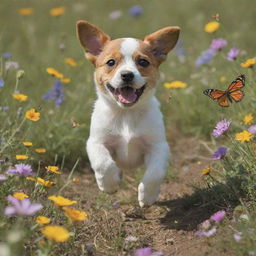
left=106, top=59, right=116, bottom=67
left=138, top=59, right=150, bottom=67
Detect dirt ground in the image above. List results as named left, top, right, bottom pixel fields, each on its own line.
left=65, top=134, right=233, bottom=256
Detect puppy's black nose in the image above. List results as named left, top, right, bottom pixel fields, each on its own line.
left=121, top=71, right=134, bottom=82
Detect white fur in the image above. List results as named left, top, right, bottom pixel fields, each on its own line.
left=109, top=38, right=145, bottom=89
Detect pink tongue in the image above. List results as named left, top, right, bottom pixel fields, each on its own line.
left=118, top=88, right=137, bottom=103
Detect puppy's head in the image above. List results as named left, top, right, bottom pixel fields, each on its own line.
left=77, top=20, right=180, bottom=107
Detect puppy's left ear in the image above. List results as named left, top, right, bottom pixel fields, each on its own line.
left=144, top=26, right=180, bottom=65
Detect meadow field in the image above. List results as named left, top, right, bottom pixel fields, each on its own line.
left=1, top=0, right=256, bottom=255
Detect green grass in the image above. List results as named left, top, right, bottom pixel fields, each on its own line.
left=1, top=0, right=256, bottom=255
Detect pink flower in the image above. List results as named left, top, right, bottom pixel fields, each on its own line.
left=210, top=38, right=227, bottom=51
left=227, top=48, right=240, bottom=61
left=6, top=164, right=33, bottom=176
left=195, top=227, right=217, bottom=237
left=212, top=119, right=231, bottom=137
left=210, top=210, right=226, bottom=223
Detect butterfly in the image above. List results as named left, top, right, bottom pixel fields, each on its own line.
left=203, top=74, right=245, bottom=107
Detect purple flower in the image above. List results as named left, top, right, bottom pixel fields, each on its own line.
left=248, top=124, right=256, bottom=134
left=233, top=233, right=242, bottom=242
left=201, top=219, right=211, bottom=230
left=195, top=227, right=217, bottom=237
left=7, top=164, right=33, bottom=176
left=4, top=196, right=43, bottom=216
left=212, top=147, right=228, bottom=160
left=210, top=38, right=227, bottom=51
left=2, top=52, right=11, bottom=59
left=109, top=10, right=122, bottom=20
left=195, top=49, right=216, bottom=66
left=210, top=210, right=226, bottom=223
left=134, top=248, right=152, bottom=256
left=0, top=78, right=4, bottom=88
left=0, top=174, right=7, bottom=181
left=113, top=200, right=119, bottom=208
left=129, top=5, right=143, bottom=17
left=43, top=80, right=65, bottom=106
left=212, top=119, right=231, bottom=137
left=227, top=48, right=240, bottom=61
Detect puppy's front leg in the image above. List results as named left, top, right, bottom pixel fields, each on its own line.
left=87, top=138, right=121, bottom=193
left=138, top=142, right=170, bottom=207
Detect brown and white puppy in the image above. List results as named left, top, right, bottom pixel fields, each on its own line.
left=77, top=20, right=180, bottom=207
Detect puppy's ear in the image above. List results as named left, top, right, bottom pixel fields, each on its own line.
left=76, top=20, right=110, bottom=65
left=144, top=26, right=180, bottom=65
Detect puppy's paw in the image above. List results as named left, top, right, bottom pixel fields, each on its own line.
left=138, top=182, right=160, bottom=207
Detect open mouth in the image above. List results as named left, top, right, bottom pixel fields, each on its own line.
left=106, top=83, right=146, bottom=106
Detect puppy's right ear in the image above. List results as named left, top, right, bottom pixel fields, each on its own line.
left=76, top=20, right=110, bottom=65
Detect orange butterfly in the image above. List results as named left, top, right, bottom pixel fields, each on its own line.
left=203, top=74, right=245, bottom=107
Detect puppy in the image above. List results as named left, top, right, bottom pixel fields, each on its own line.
left=76, top=21, right=180, bottom=207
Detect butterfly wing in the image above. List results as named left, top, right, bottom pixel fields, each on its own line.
left=203, top=89, right=226, bottom=100
left=229, top=90, right=244, bottom=102
left=217, top=94, right=230, bottom=107
left=227, top=74, right=245, bottom=92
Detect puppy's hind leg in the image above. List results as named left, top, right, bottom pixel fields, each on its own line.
left=87, top=138, right=121, bottom=193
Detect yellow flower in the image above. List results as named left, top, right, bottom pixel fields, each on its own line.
left=219, top=76, right=227, bottom=83
left=204, top=21, right=220, bottom=33
left=12, top=93, right=28, bottom=102
left=64, top=58, right=77, bottom=67
left=63, top=207, right=88, bottom=222
left=41, top=225, right=70, bottom=242
left=164, top=81, right=187, bottom=89
left=36, top=216, right=51, bottom=226
left=35, top=148, right=46, bottom=153
left=201, top=167, right=211, bottom=176
left=25, top=108, right=40, bottom=121
left=22, top=141, right=33, bottom=147
left=16, top=155, right=28, bottom=160
left=45, top=166, right=61, bottom=174
left=26, top=177, right=36, bottom=181
left=72, top=177, right=80, bottom=184
left=241, top=58, right=256, bottom=68
left=13, top=192, right=28, bottom=200
left=48, top=195, right=77, bottom=207
left=61, top=78, right=71, bottom=83
left=49, top=7, right=66, bottom=17
left=18, top=8, right=34, bottom=16
left=46, top=67, right=64, bottom=79
left=235, top=131, right=253, bottom=142
left=243, top=114, right=253, bottom=125
left=37, top=177, right=55, bottom=187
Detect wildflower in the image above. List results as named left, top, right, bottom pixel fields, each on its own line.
left=64, top=58, right=77, bottom=67
left=201, top=220, right=211, bottom=230
left=45, top=166, right=61, bottom=174
left=233, top=233, right=242, bottom=242
left=22, top=141, right=33, bottom=147
left=210, top=210, right=226, bottom=222
left=210, top=38, right=227, bottom=51
left=128, top=5, right=143, bottom=17
left=15, top=154, right=29, bottom=160
left=18, top=8, right=34, bottom=15
left=63, top=207, right=88, bottom=221
left=248, top=124, right=256, bottom=134
left=212, top=119, right=231, bottom=137
left=204, top=21, right=220, bottom=33
left=48, top=195, right=77, bottom=207
left=0, top=78, right=4, bottom=88
left=195, top=49, right=216, bottom=66
left=43, top=80, right=65, bottom=106
left=36, top=216, right=51, bottom=226
left=13, top=192, right=28, bottom=200
left=212, top=147, right=227, bottom=160
left=241, top=58, right=256, bottom=68
left=113, top=200, right=119, bottom=208
left=195, top=227, right=217, bottom=237
left=46, top=67, right=64, bottom=79
left=7, top=164, right=33, bottom=176
left=25, top=108, right=40, bottom=121
left=61, top=77, right=71, bottom=83
left=16, top=70, right=25, bottom=80
left=12, top=93, right=28, bottom=102
left=41, top=226, right=70, bottom=242
left=2, top=52, right=11, bottom=59
left=235, top=130, right=253, bottom=142
left=50, top=7, right=66, bottom=17
left=4, top=196, right=42, bottom=216
left=35, top=148, right=46, bottom=153
left=37, top=178, right=55, bottom=187
left=5, top=61, right=19, bottom=70
left=26, top=177, right=36, bottom=181
left=109, top=10, right=122, bottom=20
left=243, top=113, right=253, bottom=125
left=201, top=167, right=211, bottom=176
left=219, top=76, right=227, bottom=82
left=133, top=247, right=164, bottom=256
left=164, top=80, right=187, bottom=89
left=0, top=174, right=7, bottom=181
left=227, top=48, right=240, bottom=61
